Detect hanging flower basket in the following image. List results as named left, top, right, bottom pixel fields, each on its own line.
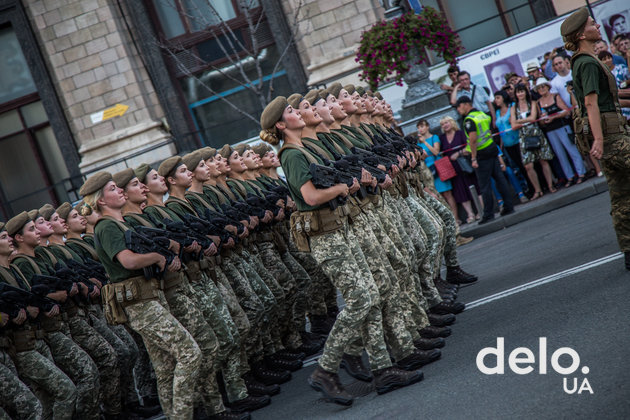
left=356, top=7, right=463, bottom=90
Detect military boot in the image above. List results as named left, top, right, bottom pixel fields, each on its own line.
left=226, top=395, right=271, bottom=413
left=207, top=409, right=251, bottom=420
left=308, top=366, right=353, bottom=406
left=429, top=301, right=465, bottom=315
left=340, top=353, right=373, bottom=382
left=419, top=325, right=452, bottom=338
left=373, top=366, right=424, bottom=395
left=625, top=252, right=630, bottom=270
left=273, top=349, right=305, bottom=361
left=446, top=266, right=478, bottom=284
left=396, top=349, right=441, bottom=370
left=243, top=372, right=280, bottom=396
left=428, top=313, right=456, bottom=326
left=309, top=314, right=333, bottom=336
left=264, top=355, right=302, bottom=372
left=413, top=337, right=445, bottom=350
left=251, top=362, right=291, bottom=385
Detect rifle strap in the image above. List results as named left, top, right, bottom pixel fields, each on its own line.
left=278, top=143, right=319, bottom=165
left=0, top=265, right=20, bottom=288
left=204, top=185, right=229, bottom=205
left=244, top=180, right=265, bottom=196
left=330, top=131, right=355, bottom=149
left=322, top=133, right=347, bottom=155
left=359, top=123, right=376, bottom=145
left=48, top=244, right=74, bottom=261
left=11, top=255, right=42, bottom=276
left=124, top=213, right=153, bottom=228
left=187, top=192, right=217, bottom=211
left=227, top=180, right=248, bottom=199
left=98, top=215, right=130, bottom=232
left=165, top=197, right=198, bottom=216
left=65, top=238, right=99, bottom=261
left=38, top=247, right=58, bottom=267
left=216, top=183, right=239, bottom=202
left=9, top=265, right=31, bottom=289
left=146, top=205, right=172, bottom=222
left=302, top=138, right=334, bottom=161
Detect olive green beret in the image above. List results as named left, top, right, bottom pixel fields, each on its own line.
left=355, top=86, right=366, bottom=96
left=27, top=209, right=40, bottom=221
left=366, top=89, right=374, bottom=97
left=199, top=147, right=217, bottom=161
left=233, top=143, right=251, bottom=156
left=6, top=211, right=30, bottom=236
left=79, top=171, right=113, bottom=197
left=182, top=151, right=203, bottom=172
left=113, top=168, right=136, bottom=189
left=327, top=82, right=342, bottom=99
left=0, top=222, right=4, bottom=232
left=218, top=144, right=233, bottom=159
left=375, top=92, right=383, bottom=100
left=134, top=163, right=151, bottom=184
left=304, top=89, right=320, bottom=105
left=343, top=84, right=356, bottom=95
left=260, top=96, right=289, bottom=130
left=251, top=143, right=270, bottom=157
left=287, top=93, right=303, bottom=109
left=56, top=202, right=72, bottom=220
left=158, top=156, right=183, bottom=178
left=561, top=8, right=589, bottom=40
left=39, top=204, right=55, bottom=221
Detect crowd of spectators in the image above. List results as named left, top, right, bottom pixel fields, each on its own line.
left=424, top=40, right=630, bottom=225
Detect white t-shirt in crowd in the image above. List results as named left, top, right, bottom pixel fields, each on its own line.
left=550, top=71, right=573, bottom=106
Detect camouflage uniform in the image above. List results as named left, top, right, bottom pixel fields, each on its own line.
left=11, top=339, right=76, bottom=420
left=45, top=326, right=101, bottom=419
left=600, top=133, right=630, bottom=253
left=127, top=328, right=159, bottom=403
left=124, top=297, right=202, bottom=420
left=67, top=313, right=122, bottom=416
left=311, top=225, right=392, bottom=372
left=0, top=349, right=43, bottom=420
left=424, top=192, right=460, bottom=267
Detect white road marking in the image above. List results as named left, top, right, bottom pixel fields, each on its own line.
left=303, top=253, right=624, bottom=368
left=465, top=252, right=623, bottom=310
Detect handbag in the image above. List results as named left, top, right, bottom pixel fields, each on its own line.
left=456, top=156, right=474, bottom=174
left=434, top=156, right=457, bottom=181
left=523, top=136, right=542, bottom=150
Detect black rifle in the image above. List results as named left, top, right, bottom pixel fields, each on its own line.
left=245, top=193, right=283, bottom=218
left=65, top=259, right=108, bottom=286
left=204, top=209, right=245, bottom=235
left=31, top=274, right=74, bottom=295
left=0, top=292, right=25, bottom=318
left=162, top=218, right=213, bottom=251
left=54, top=264, right=95, bottom=296
left=309, top=163, right=356, bottom=210
left=124, top=230, right=175, bottom=280
left=0, top=283, right=57, bottom=314
left=181, top=213, right=235, bottom=250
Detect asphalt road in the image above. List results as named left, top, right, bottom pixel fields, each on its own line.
left=254, top=192, right=630, bottom=420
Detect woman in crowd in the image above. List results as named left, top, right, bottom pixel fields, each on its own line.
left=598, top=50, right=630, bottom=121
left=416, top=119, right=457, bottom=219
left=510, top=83, right=556, bottom=200
left=534, top=78, right=586, bottom=186
left=438, top=116, right=481, bottom=223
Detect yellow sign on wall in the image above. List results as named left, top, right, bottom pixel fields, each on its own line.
left=90, top=104, right=129, bottom=124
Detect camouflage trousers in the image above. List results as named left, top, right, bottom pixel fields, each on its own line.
left=124, top=296, right=202, bottom=420
left=12, top=338, right=76, bottom=420
left=67, top=314, right=121, bottom=415
left=186, top=268, right=249, bottom=403
left=280, top=248, right=311, bottom=338
left=424, top=192, right=460, bottom=267
left=601, top=132, right=630, bottom=252
left=220, top=256, right=266, bottom=361
left=346, top=210, right=416, bottom=361
left=0, top=349, right=43, bottom=420
left=126, top=328, right=159, bottom=403
left=89, top=306, right=140, bottom=407
left=311, top=225, right=392, bottom=372
left=164, top=275, right=224, bottom=415
left=46, top=326, right=100, bottom=420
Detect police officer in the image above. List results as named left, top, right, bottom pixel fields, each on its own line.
left=455, top=95, right=515, bottom=224
left=561, top=8, right=630, bottom=270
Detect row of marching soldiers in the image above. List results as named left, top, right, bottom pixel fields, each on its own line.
left=0, top=83, right=476, bottom=420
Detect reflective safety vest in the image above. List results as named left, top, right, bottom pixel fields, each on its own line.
left=464, top=111, right=494, bottom=152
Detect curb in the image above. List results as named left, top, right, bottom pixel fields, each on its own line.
left=459, top=177, right=609, bottom=239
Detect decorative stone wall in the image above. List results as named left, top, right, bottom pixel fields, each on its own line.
left=280, top=0, right=385, bottom=87
left=23, top=0, right=175, bottom=174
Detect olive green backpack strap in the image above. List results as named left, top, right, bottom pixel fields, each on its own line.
left=278, top=143, right=319, bottom=165
left=38, top=247, right=58, bottom=267
left=302, top=138, right=333, bottom=160
left=205, top=185, right=229, bottom=205
left=147, top=205, right=172, bottom=221
left=0, top=266, right=20, bottom=288
left=330, top=131, right=355, bottom=149
left=165, top=196, right=197, bottom=215
left=97, top=216, right=130, bottom=232
left=227, top=180, right=248, bottom=199
left=49, top=244, right=74, bottom=261
left=66, top=238, right=99, bottom=261
left=11, top=255, right=42, bottom=276
left=124, top=213, right=153, bottom=228
left=217, top=184, right=239, bottom=202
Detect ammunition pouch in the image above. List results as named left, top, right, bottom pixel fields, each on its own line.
left=40, top=314, right=62, bottom=333
left=161, top=271, right=186, bottom=301
left=289, top=207, right=347, bottom=252
left=573, top=109, right=628, bottom=155
left=101, top=276, right=160, bottom=325
left=185, top=260, right=205, bottom=284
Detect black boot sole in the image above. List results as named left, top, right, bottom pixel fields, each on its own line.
left=307, top=378, right=354, bottom=406
left=375, top=371, right=424, bottom=395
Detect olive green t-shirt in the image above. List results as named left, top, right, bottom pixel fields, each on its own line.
left=572, top=54, right=616, bottom=114
left=279, top=147, right=327, bottom=212
left=95, top=219, right=142, bottom=283
left=320, top=132, right=352, bottom=155
left=48, top=243, right=84, bottom=264
left=65, top=238, right=98, bottom=263
left=144, top=205, right=183, bottom=226
left=12, top=254, right=54, bottom=281
left=83, top=234, right=95, bottom=248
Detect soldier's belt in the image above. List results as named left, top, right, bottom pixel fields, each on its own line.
left=601, top=112, right=627, bottom=135
left=0, top=336, right=10, bottom=349
left=10, top=329, right=36, bottom=352
left=40, top=314, right=63, bottom=333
